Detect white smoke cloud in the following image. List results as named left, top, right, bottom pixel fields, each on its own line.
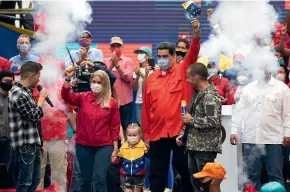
left=31, top=0, right=92, bottom=84
left=199, top=0, right=279, bottom=77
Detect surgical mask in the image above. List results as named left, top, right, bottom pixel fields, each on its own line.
left=79, top=38, right=91, bottom=47
left=157, top=58, right=170, bottom=71
left=19, top=44, right=29, bottom=53
left=90, top=83, right=103, bottom=93
left=137, top=54, right=147, bottom=63
left=208, top=68, right=218, bottom=78
left=0, top=80, right=13, bottom=92
left=237, top=75, right=248, bottom=86
left=127, top=136, right=138, bottom=145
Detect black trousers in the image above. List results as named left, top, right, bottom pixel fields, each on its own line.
left=188, top=151, right=217, bottom=192
left=119, top=102, right=133, bottom=131
left=0, top=138, right=15, bottom=189
left=150, top=137, right=193, bottom=192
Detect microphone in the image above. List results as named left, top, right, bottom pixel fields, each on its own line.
left=37, top=85, right=54, bottom=107
left=181, top=100, right=187, bottom=114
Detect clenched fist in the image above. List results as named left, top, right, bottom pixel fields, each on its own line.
left=191, top=18, right=200, bottom=30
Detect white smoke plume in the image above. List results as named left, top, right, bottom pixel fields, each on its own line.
left=200, top=0, right=279, bottom=78
left=32, top=0, right=92, bottom=84
left=29, top=2, right=92, bottom=191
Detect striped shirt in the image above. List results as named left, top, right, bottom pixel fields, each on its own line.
left=8, top=82, right=43, bottom=149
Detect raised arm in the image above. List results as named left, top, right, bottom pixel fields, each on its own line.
left=279, top=28, right=290, bottom=56
left=181, top=19, right=201, bottom=72
left=61, top=69, right=82, bottom=106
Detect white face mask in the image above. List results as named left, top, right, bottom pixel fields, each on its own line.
left=127, top=136, right=138, bottom=145
left=90, top=83, right=103, bottom=93
left=137, top=54, right=146, bottom=64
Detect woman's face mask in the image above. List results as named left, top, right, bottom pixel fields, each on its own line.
left=137, top=54, right=147, bottom=64
left=157, top=58, right=170, bottom=71
left=90, top=83, right=103, bottom=93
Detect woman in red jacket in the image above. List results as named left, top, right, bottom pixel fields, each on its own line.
left=61, top=69, right=120, bottom=192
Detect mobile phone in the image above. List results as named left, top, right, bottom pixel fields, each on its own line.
left=148, top=58, right=155, bottom=70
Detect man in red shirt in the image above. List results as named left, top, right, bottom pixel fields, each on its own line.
left=142, top=19, right=200, bottom=192
left=36, top=55, right=74, bottom=192
left=207, top=62, right=231, bottom=105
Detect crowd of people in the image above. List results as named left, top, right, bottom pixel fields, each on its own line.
left=0, top=7, right=290, bottom=192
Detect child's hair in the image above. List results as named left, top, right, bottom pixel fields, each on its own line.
left=126, top=123, right=142, bottom=136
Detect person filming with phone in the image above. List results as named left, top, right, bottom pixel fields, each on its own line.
left=132, top=46, right=154, bottom=125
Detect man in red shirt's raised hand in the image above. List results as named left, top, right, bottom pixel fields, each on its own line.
left=142, top=18, right=200, bottom=192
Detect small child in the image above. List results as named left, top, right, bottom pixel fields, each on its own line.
left=118, top=123, right=148, bottom=192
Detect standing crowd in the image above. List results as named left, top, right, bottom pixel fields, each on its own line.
left=0, top=8, right=289, bottom=192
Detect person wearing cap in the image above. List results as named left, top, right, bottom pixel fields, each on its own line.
left=193, top=162, right=226, bottom=192
left=260, top=182, right=286, bottom=192
left=65, top=30, right=104, bottom=69
left=142, top=19, right=200, bottom=192
left=9, top=34, right=39, bottom=81
left=133, top=46, right=153, bottom=125
left=230, top=55, right=290, bottom=190
left=104, top=36, right=134, bottom=130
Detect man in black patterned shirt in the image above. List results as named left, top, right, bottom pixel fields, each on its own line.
left=9, top=61, right=48, bottom=192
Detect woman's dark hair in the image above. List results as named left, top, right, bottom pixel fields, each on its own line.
left=156, top=42, right=175, bottom=55
left=280, top=64, right=289, bottom=84
left=176, top=39, right=190, bottom=49
left=0, top=70, right=14, bottom=81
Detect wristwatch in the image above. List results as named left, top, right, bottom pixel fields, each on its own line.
left=116, top=64, right=120, bottom=69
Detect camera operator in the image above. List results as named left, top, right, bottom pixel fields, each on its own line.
left=68, top=60, right=116, bottom=93
left=65, top=30, right=104, bottom=69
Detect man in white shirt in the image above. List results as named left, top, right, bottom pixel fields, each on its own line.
left=230, top=67, right=290, bottom=190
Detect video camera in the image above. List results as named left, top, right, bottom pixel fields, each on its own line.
left=72, top=61, right=107, bottom=93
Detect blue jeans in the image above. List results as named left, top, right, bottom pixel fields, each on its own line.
left=145, top=150, right=174, bottom=189
left=70, top=153, right=81, bottom=192
left=75, top=144, right=113, bottom=192
left=135, top=103, right=142, bottom=125
left=243, top=144, right=284, bottom=190
left=16, top=144, right=41, bottom=192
